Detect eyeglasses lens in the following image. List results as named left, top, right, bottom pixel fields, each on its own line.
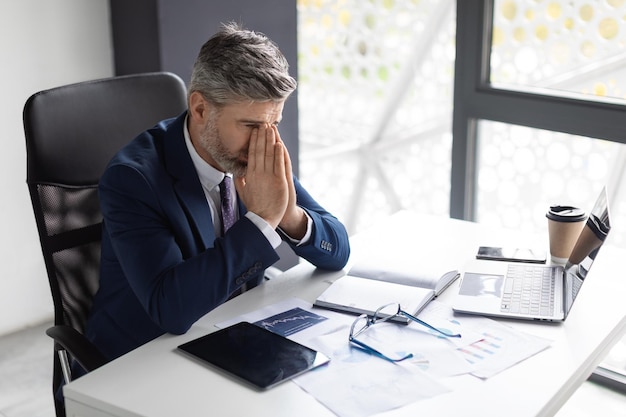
left=373, top=303, right=401, bottom=324
left=350, top=314, right=370, bottom=339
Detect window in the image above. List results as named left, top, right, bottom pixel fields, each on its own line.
left=452, top=1, right=626, bottom=246
left=297, top=0, right=456, bottom=233
left=491, top=0, right=626, bottom=102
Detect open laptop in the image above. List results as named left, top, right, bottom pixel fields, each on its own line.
left=453, top=187, right=611, bottom=321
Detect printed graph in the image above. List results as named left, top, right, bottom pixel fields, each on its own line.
left=457, top=332, right=503, bottom=364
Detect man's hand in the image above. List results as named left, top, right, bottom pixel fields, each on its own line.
left=276, top=130, right=308, bottom=239
left=234, top=125, right=289, bottom=229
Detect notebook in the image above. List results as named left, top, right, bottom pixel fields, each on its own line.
left=453, top=187, right=611, bottom=321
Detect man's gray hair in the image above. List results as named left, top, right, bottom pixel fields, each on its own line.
left=189, top=22, right=297, bottom=105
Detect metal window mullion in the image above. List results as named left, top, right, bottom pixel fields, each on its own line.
left=451, top=0, right=492, bottom=220
left=466, top=87, right=626, bottom=144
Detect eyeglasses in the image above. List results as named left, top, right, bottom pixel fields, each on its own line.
left=348, top=302, right=462, bottom=362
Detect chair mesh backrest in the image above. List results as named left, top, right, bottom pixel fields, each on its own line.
left=36, top=184, right=102, bottom=333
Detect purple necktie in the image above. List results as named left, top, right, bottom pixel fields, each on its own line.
left=219, top=175, right=236, bottom=235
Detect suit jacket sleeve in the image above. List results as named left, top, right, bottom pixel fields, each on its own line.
left=285, top=176, right=350, bottom=270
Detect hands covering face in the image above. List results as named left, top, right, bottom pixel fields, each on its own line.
left=234, top=125, right=307, bottom=238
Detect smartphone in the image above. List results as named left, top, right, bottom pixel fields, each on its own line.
left=476, top=246, right=547, bottom=263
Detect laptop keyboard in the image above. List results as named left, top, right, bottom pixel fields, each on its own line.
left=500, top=264, right=556, bottom=317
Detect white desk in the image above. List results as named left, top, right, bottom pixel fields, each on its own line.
left=63, top=212, right=626, bottom=417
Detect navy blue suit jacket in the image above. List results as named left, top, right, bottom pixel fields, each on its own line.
left=86, top=112, right=350, bottom=361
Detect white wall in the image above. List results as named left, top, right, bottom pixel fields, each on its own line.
left=0, top=0, right=114, bottom=336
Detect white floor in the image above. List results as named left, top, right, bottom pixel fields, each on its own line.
left=1, top=321, right=625, bottom=417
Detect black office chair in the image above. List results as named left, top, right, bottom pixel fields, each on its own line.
left=23, top=72, right=188, bottom=417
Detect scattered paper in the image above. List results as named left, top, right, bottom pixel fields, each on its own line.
left=215, top=297, right=552, bottom=416
left=294, top=326, right=451, bottom=417
left=456, top=323, right=552, bottom=379
left=419, top=301, right=552, bottom=379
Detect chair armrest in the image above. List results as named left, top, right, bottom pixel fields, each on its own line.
left=46, top=325, right=108, bottom=373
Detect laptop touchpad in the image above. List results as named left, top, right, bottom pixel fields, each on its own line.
left=459, top=273, right=504, bottom=299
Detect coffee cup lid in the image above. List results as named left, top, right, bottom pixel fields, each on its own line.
left=546, top=206, right=586, bottom=222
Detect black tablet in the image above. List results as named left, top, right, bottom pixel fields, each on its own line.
left=177, top=321, right=330, bottom=390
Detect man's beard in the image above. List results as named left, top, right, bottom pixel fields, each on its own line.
left=198, top=116, right=247, bottom=177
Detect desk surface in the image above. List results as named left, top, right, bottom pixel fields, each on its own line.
left=63, top=212, right=626, bottom=417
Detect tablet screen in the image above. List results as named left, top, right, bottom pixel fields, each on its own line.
left=178, top=321, right=330, bottom=390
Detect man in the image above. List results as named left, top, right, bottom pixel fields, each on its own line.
left=85, top=22, right=350, bottom=361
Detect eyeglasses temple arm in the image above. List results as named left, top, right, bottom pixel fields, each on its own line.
left=401, top=312, right=462, bottom=338
left=349, top=338, right=413, bottom=362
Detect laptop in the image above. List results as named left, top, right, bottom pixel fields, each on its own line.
left=453, top=187, right=611, bottom=321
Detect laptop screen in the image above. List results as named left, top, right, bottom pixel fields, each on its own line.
left=564, top=187, right=611, bottom=316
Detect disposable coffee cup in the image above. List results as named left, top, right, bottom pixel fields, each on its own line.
left=546, top=206, right=586, bottom=264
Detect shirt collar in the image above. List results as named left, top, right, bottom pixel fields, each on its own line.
left=183, top=115, right=226, bottom=189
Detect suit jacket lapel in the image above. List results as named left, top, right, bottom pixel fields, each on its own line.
left=162, top=112, right=215, bottom=248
